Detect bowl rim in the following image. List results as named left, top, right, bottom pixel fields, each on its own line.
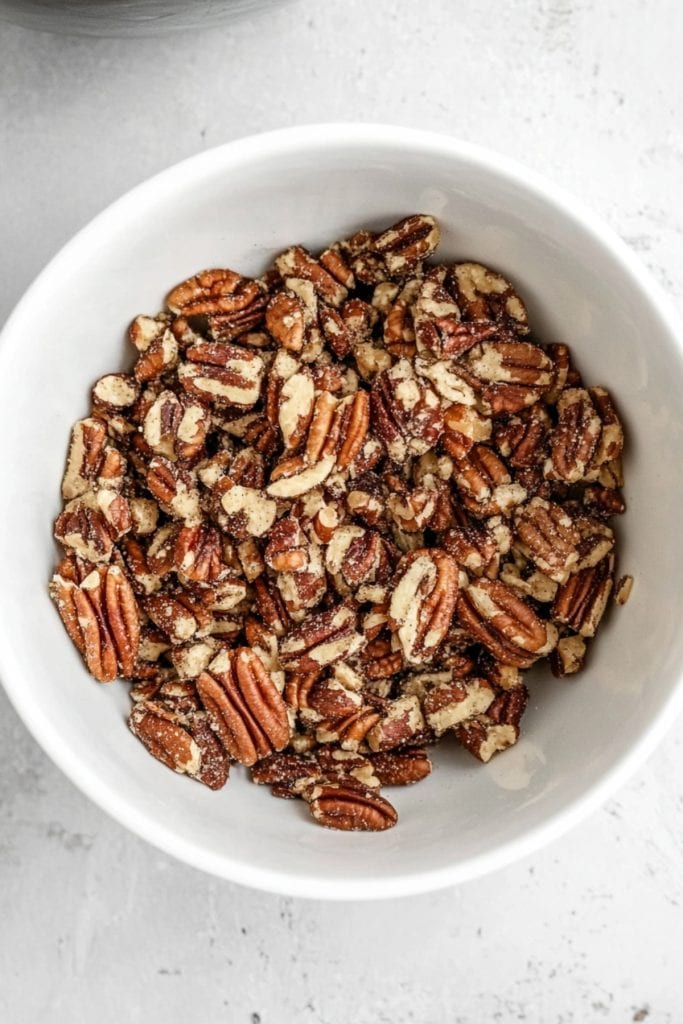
left=1, top=122, right=682, bottom=900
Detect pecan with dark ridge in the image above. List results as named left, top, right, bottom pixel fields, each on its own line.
left=275, top=245, right=348, bottom=307
left=513, top=497, right=581, bottom=583
left=166, top=267, right=267, bottom=342
left=197, top=647, right=290, bottom=766
left=545, top=387, right=602, bottom=483
left=279, top=603, right=365, bottom=672
left=446, top=261, right=529, bottom=334
left=49, top=563, right=140, bottom=681
left=388, top=548, right=459, bottom=666
left=371, top=214, right=440, bottom=278
left=371, top=358, right=443, bottom=463
left=369, top=748, right=432, bottom=786
left=178, top=340, right=265, bottom=408
left=451, top=444, right=527, bottom=519
left=552, top=553, right=615, bottom=638
left=456, top=578, right=557, bottom=668
left=305, top=781, right=398, bottom=831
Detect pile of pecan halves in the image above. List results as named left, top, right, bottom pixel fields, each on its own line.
left=49, top=214, right=630, bottom=832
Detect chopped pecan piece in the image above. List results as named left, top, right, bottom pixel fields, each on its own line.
left=452, top=444, right=527, bottom=518
left=614, top=574, right=633, bottom=606
left=423, top=677, right=495, bottom=735
left=550, top=634, right=587, bottom=677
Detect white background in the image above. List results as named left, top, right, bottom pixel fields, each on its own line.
left=1, top=1, right=682, bottom=1021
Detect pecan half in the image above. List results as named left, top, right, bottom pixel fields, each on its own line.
left=369, top=748, right=432, bottom=786
left=173, top=523, right=229, bottom=583
left=552, top=553, right=614, bottom=637
left=494, top=403, right=551, bottom=468
left=212, top=478, right=277, bottom=540
left=143, top=591, right=209, bottom=645
left=142, top=390, right=209, bottom=464
left=325, top=525, right=392, bottom=594
left=61, top=418, right=125, bottom=500
left=279, top=603, right=365, bottom=671
left=388, top=549, right=459, bottom=665
left=545, top=388, right=602, bottom=483
left=178, top=340, right=264, bottom=408
left=447, top=262, right=529, bottom=334
left=266, top=290, right=307, bottom=352
left=442, top=403, right=492, bottom=459
left=197, top=647, right=290, bottom=766
left=91, top=373, right=139, bottom=416
left=442, top=516, right=511, bottom=578
left=305, top=782, right=398, bottom=831
left=250, top=750, right=322, bottom=795
left=275, top=245, right=348, bottom=307
left=371, top=359, right=443, bottom=462
left=456, top=578, right=557, bottom=668
left=129, top=702, right=202, bottom=777
left=49, top=564, right=140, bottom=681
left=146, top=456, right=202, bottom=524
left=166, top=267, right=267, bottom=341
left=366, top=694, right=426, bottom=751
left=371, top=214, right=439, bottom=278
left=513, top=498, right=581, bottom=583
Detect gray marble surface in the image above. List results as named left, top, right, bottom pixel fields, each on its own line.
left=1, top=1, right=682, bottom=1021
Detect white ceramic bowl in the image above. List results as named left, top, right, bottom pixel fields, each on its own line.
left=0, top=0, right=288, bottom=37
left=1, top=125, right=682, bottom=900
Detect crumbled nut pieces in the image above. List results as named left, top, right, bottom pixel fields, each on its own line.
left=49, top=214, right=629, bottom=834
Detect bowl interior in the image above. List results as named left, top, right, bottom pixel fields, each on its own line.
left=1, top=126, right=682, bottom=898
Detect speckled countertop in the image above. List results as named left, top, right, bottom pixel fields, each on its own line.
left=1, top=2, right=682, bottom=1021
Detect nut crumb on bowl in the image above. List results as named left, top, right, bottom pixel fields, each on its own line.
left=49, top=214, right=629, bottom=833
